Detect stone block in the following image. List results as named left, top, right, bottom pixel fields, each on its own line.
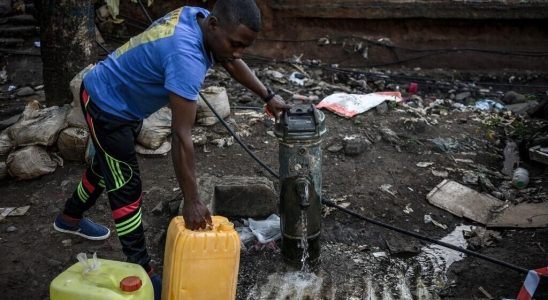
left=180, top=175, right=278, bottom=218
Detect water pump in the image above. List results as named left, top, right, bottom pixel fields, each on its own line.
left=275, top=104, right=326, bottom=266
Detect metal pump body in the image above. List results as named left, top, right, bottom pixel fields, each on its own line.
left=275, top=104, right=326, bottom=265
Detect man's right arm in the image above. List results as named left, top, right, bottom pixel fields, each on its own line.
left=169, top=92, right=212, bottom=230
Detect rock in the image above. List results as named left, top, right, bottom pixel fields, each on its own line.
left=6, top=226, right=17, bottom=232
left=506, top=101, right=538, bottom=115
left=455, top=91, right=471, bottom=102
left=384, top=234, right=421, bottom=255
left=375, top=102, right=389, bottom=115
left=181, top=175, right=278, bottom=218
left=502, top=91, right=526, bottom=104
left=327, top=143, right=343, bottom=153
left=343, top=135, right=371, bottom=156
left=15, top=86, right=34, bottom=97
left=151, top=201, right=165, bottom=215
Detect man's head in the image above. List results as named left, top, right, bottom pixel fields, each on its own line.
left=202, top=0, right=261, bottom=64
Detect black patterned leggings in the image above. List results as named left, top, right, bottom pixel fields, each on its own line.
left=63, top=84, right=150, bottom=269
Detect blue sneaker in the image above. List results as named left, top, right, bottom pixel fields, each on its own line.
left=150, top=273, right=162, bottom=300
left=53, top=215, right=111, bottom=240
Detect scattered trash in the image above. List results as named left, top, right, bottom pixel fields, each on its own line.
left=462, top=171, right=479, bottom=185
left=408, top=82, right=418, bottom=94
left=317, top=92, right=402, bottom=118
left=512, top=167, right=529, bottom=189
left=327, top=143, right=343, bottom=153
left=474, top=99, right=505, bottom=111
left=33, top=41, right=40, bottom=48
left=379, top=184, right=397, bottom=197
left=463, top=227, right=502, bottom=250
left=211, top=136, right=234, bottom=148
left=372, top=251, right=387, bottom=258
left=423, top=214, right=448, bottom=230
left=416, top=162, right=434, bottom=168
left=7, top=85, right=16, bottom=92
left=403, top=204, right=414, bottom=214
left=289, top=72, right=307, bottom=86
left=247, top=214, right=281, bottom=244
left=6, top=225, right=17, bottom=233
left=529, top=145, right=548, bottom=165
left=379, top=127, right=401, bottom=145
left=454, top=158, right=474, bottom=164
left=431, top=169, right=449, bottom=178
left=0, top=205, right=30, bottom=222
left=502, top=140, right=519, bottom=175
left=292, top=94, right=319, bottom=102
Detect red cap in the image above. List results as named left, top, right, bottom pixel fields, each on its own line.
left=120, top=276, right=142, bottom=292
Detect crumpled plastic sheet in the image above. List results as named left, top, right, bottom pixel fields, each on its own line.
left=237, top=214, right=281, bottom=247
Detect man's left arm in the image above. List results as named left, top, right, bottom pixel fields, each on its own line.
left=222, top=59, right=290, bottom=118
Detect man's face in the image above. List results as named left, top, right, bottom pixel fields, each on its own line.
left=207, top=19, right=258, bottom=64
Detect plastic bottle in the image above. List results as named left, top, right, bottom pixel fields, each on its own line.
left=162, top=216, right=240, bottom=300
left=512, top=167, right=529, bottom=189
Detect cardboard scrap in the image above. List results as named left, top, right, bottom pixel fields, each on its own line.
left=0, top=206, right=30, bottom=221
left=426, top=179, right=502, bottom=225
left=426, top=180, right=548, bottom=228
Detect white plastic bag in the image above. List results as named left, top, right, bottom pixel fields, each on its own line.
left=248, top=214, right=281, bottom=244
left=137, top=107, right=172, bottom=149
left=196, top=86, right=230, bottom=126
left=317, top=92, right=402, bottom=118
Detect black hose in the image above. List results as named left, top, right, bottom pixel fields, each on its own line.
left=137, top=0, right=153, bottom=24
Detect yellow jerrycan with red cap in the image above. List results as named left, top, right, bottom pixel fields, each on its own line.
left=162, top=215, right=240, bottom=300
left=50, top=253, right=153, bottom=300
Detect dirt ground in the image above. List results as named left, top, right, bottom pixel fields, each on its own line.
left=1, top=61, right=548, bottom=299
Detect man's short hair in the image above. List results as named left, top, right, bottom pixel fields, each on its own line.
left=212, top=0, right=261, bottom=32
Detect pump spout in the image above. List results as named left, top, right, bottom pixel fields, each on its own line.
left=295, top=178, right=311, bottom=209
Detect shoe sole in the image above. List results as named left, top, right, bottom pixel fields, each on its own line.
left=53, top=222, right=111, bottom=241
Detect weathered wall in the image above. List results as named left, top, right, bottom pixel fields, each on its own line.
left=121, top=0, right=548, bottom=71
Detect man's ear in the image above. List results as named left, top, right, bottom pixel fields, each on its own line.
left=207, top=16, right=219, bottom=31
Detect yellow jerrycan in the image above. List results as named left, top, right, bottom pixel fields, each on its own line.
left=162, top=215, right=240, bottom=300
left=50, top=253, right=153, bottom=300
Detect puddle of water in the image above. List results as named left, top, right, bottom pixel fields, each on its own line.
left=246, top=271, right=322, bottom=300
left=244, top=225, right=471, bottom=299
left=419, top=224, right=472, bottom=274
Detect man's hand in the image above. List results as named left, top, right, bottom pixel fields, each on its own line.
left=182, top=199, right=212, bottom=230
left=266, top=95, right=292, bottom=121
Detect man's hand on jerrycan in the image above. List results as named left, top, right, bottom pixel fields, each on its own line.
left=182, top=199, right=213, bottom=230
